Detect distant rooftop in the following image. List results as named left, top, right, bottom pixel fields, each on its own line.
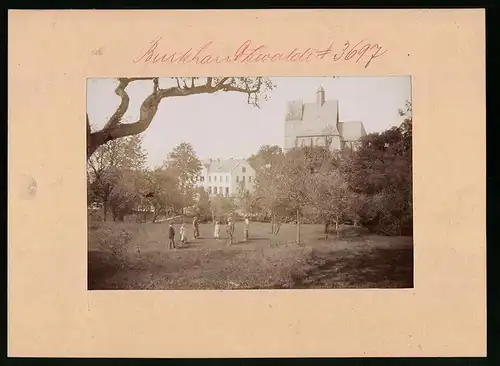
left=201, top=158, right=249, bottom=173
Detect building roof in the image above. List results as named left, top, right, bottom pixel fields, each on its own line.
left=202, top=158, right=249, bottom=173
left=285, top=87, right=367, bottom=143
left=337, top=121, right=367, bottom=141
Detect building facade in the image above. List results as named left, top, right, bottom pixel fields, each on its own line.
left=197, top=158, right=256, bottom=197
left=284, top=86, right=367, bottom=152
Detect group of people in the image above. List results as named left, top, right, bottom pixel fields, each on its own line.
left=213, top=217, right=250, bottom=244
left=167, top=216, right=250, bottom=250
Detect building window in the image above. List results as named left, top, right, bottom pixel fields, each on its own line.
left=242, top=167, right=246, bottom=173
left=242, top=176, right=245, bottom=182
left=225, top=187, right=229, bottom=196
left=249, top=176, right=252, bottom=183
left=209, top=176, right=211, bottom=183
left=214, top=187, right=218, bottom=194
left=226, top=176, right=228, bottom=183
left=200, top=176, right=205, bottom=182
left=219, top=187, right=223, bottom=195
left=208, top=187, right=212, bottom=194
left=236, top=176, right=239, bottom=182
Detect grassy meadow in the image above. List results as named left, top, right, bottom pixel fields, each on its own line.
left=88, top=220, right=413, bottom=290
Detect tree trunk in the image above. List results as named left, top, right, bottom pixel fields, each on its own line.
left=335, top=216, right=339, bottom=238
left=324, top=222, right=329, bottom=239
left=296, top=209, right=301, bottom=245
left=103, top=201, right=108, bottom=222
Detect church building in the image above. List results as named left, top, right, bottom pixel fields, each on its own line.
left=284, top=86, right=367, bottom=152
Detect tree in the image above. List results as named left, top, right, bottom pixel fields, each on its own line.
left=211, top=195, right=237, bottom=222
left=193, top=187, right=212, bottom=221
left=308, top=171, right=351, bottom=238
left=236, top=187, right=258, bottom=217
left=248, top=144, right=284, bottom=171
left=253, top=148, right=310, bottom=244
left=253, top=155, right=289, bottom=235
left=87, top=135, right=147, bottom=221
left=301, top=145, right=341, bottom=174
left=343, top=101, right=412, bottom=235
left=87, top=77, right=275, bottom=159
left=163, top=142, right=202, bottom=212
left=108, top=168, right=143, bottom=221
left=141, top=167, right=183, bottom=223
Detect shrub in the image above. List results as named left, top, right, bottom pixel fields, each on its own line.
left=90, top=224, right=134, bottom=257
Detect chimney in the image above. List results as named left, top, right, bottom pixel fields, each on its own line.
left=316, top=86, right=325, bottom=106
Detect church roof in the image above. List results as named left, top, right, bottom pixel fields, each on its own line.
left=338, top=121, right=367, bottom=141
left=285, top=88, right=367, bottom=142
left=295, top=100, right=340, bottom=136
left=202, top=158, right=249, bottom=173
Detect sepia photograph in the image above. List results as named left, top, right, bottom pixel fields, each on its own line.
left=87, top=76, right=413, bottom=290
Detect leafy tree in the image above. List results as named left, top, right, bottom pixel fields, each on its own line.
left=344, top=101, right=412, bottom=235
left=248, top=144, right=284, bottom=171
left=87, top=77, right=275, bottom=158
left=236, top=188, right=259, bottom=217
left=253, top=148, right=310, bottom=243
left=163, top=142, right=202, bottom=212
left=193, top=187, right=212, bottom=222
left=141, top=167, right=183, bottom=223
left=211, top=195, right=237, bottom=222
left=108, top=168, right=143, bottom=221
left=307, top=171, right=351, bottom=238
left=87, top=136, right=147, bottom=221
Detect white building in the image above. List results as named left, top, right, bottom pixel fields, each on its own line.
left=197, top=158, right=256, bottom=197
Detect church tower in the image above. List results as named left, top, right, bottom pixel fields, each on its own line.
left=316, top=86, right=325, bottom=106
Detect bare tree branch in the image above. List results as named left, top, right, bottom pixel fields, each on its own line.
left=87, top=77, right=273, bottom=159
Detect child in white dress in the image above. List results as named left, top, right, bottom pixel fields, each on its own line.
left=214, top=221, right=220, bottom=240
left=180, top=223, right=187, bottom=245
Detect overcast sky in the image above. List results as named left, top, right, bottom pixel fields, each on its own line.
left=87, top=76, right=411, bottom=168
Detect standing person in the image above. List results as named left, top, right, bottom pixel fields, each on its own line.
left=214, top=220, right=221, bottom=240
left=243, top=216, right=250, bottom=241
left=180, top=223, right=187, bottom=246
left=226, top=217, right=235, bottom=246
left=168, top=222, right=176, bottom=250
left=192, top=216, right=200, bottom=239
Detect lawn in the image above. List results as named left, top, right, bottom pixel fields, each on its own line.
left=88, top=220, right=413, bottom=290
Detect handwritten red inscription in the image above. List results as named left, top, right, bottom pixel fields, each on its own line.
left=134, top=38, right=387, bottom=69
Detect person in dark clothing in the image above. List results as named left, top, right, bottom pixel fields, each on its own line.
left=192, top=216, right=200, bottom=239
left=168, top=223, right=176, bottom=249
left=226, top=217, right=235, bottom=246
